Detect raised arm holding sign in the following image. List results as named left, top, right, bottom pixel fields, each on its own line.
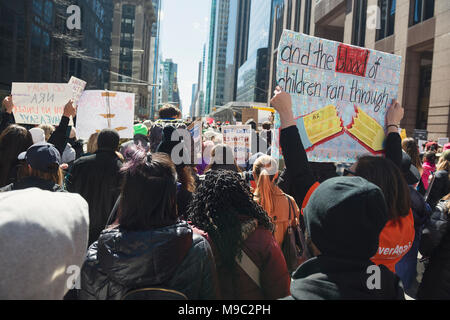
left=272, top=30, right=402, bottom=163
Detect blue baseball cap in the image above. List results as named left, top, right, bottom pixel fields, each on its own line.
left=18, top=142, right=62, bottom=172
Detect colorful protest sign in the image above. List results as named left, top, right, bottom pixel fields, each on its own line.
left=11, top=83, right=73, bottom=126
left=273, top=30, right=402, bottom=163
left=68, top=76, right=87, bottom=106
left=222, top=125, right=252, bottom=166
left=75, top=90, right=135, bottom=139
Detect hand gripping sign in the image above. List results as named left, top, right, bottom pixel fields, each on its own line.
left=272, top=30, right=402, bottom=163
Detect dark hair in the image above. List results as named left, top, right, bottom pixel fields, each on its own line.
left=402, top=138, right=422, bottom=171
left=17, top=163, right=63, bottom=186
left=187, top=170, right=273, bottom=271
left=159, top=104, right=181, bottom=119
left=117, top=148, right=178, bottom=231
left=262, top=121, right=272, bottom=130
left=423, top=151, right=436, bottom=164
left=355, top=156, right=411, bottom=220
left=205, top=144, right=241, bottom=173
left=0, top=125, right=33, bottom=187
left=97, top=129, right=120, bottom=151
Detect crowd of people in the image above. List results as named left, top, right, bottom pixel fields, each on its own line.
left=0, top=87, right=449, bottom=300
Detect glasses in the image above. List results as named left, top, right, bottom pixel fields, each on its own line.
left=343, top=168, right=357, bottom=176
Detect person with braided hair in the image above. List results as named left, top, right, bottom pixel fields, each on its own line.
left=188, top=169, right=290, bottom=300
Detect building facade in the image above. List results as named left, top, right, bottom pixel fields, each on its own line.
left=109, top=0, right=155, bottom=118
left=236, top=0, right=280, bottom=103
left=160, top=58, right=180, bottom=108
left=0, top=0, right=113, bottom=96
left=268, top=0, right=449, bottom=139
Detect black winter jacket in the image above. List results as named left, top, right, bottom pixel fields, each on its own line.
left=427, top=170, right=450, bottom=209
left=417, top=200, right=450, bottom=299
left=284, top=255, right=405, bottom=300
left=0, top=176, right=65, bottom=192
left=65, top=149, right=123, bottom=246
left=79, top=222, right=219, bottom=300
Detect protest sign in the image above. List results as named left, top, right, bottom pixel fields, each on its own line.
left=76, top=90, right=135, bottom=139
left=418, top=139, right=427, bottom=153
left=273, top=30, right=402, bottom=163
left=11, top=83, right=73, bottom=126
left=188, top=120, right=203, bottom=164
left=68, top=76, right=87, bottom=106
left=222, top=125, right=252, bottom=166
left=413, top=129, right=428, bottom=142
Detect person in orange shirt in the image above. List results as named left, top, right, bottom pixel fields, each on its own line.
left=271, top=87, right=415, bottom=274
left=252, top=155, right=301, bottom=247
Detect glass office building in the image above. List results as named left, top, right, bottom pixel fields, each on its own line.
left=236, top=0, right=272, bottom=103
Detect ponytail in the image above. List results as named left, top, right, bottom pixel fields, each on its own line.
left=253, top=155, right=279, bottom=217
left=255, top=169, right=278, bottom=215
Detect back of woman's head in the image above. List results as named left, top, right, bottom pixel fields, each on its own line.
left=187, top=169, right=273, bottom=270
left=87, top=132, right=99, bottom=154
left=402, top=138, right=422, bottom=170
left=0, top=125, right=33, bottom=186
left=253, top=155, right=279, bottom=215
left=208, top=144, right=240, bottom=172
left=355, top=156, right=411, bottom=220
left=437, top=150, right=450, bottom=177
left=423, top=151, right=437, bottom=164
left=118, top=147, right=178, bottom=231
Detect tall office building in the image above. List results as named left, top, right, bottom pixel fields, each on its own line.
left=0, top=0, right=113, bottom=95
left=223, top=0, right=240, bottom=103
left=149, top=0, right=162, bottom=119
left=190, top=83, right=198, bottom=118
left=236, top=0, right=274, bottom=103
left=210, top=0, right=230, bottom=108
left=204, top=0, right=217, bottom=115
left=109, top=0, right=156, bottom=118
left=160, top=58, right=180, bottom=107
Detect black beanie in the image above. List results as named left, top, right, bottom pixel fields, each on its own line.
left=303, top=176, right=389, bottom=260
left=97, top=129, right=120, bottom=151
left=156, top=126, right=188, bottom=167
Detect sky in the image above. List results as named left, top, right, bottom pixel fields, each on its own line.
left=159, top=0, right=211, bottom=117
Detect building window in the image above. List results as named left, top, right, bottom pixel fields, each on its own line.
left=352, top=0, right=367, bottom=46
left=376, top=0, right=395, bottom=41
left=409, top=0, right=434, bottom=26
left=294, top=0, right=302, bottom=32
left=303, top=0, right=312, bottom=35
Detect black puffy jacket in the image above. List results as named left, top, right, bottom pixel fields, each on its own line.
left=79, top=222, right=219, bottom=300
left=418, top=200, right=450, bottom=299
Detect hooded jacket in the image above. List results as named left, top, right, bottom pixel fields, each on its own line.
left=79, top=222, right=218, bottom=300
left=278, top=125, right=415, bottom=274
left=285, top=256, right=405, bottom=300
left=0, top=188, right=89, bottom=299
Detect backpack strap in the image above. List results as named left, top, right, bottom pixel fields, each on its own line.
left=236, top=250, right=261, bottom=288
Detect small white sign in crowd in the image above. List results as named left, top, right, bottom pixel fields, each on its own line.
left=11, top=77, right=135, bottom=139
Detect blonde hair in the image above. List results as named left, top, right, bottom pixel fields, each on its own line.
left=87, top=132, right=99, bottom=154
left=253, top=155, right=279, bottom=215
left=38, top=124, right=55, bottom=141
